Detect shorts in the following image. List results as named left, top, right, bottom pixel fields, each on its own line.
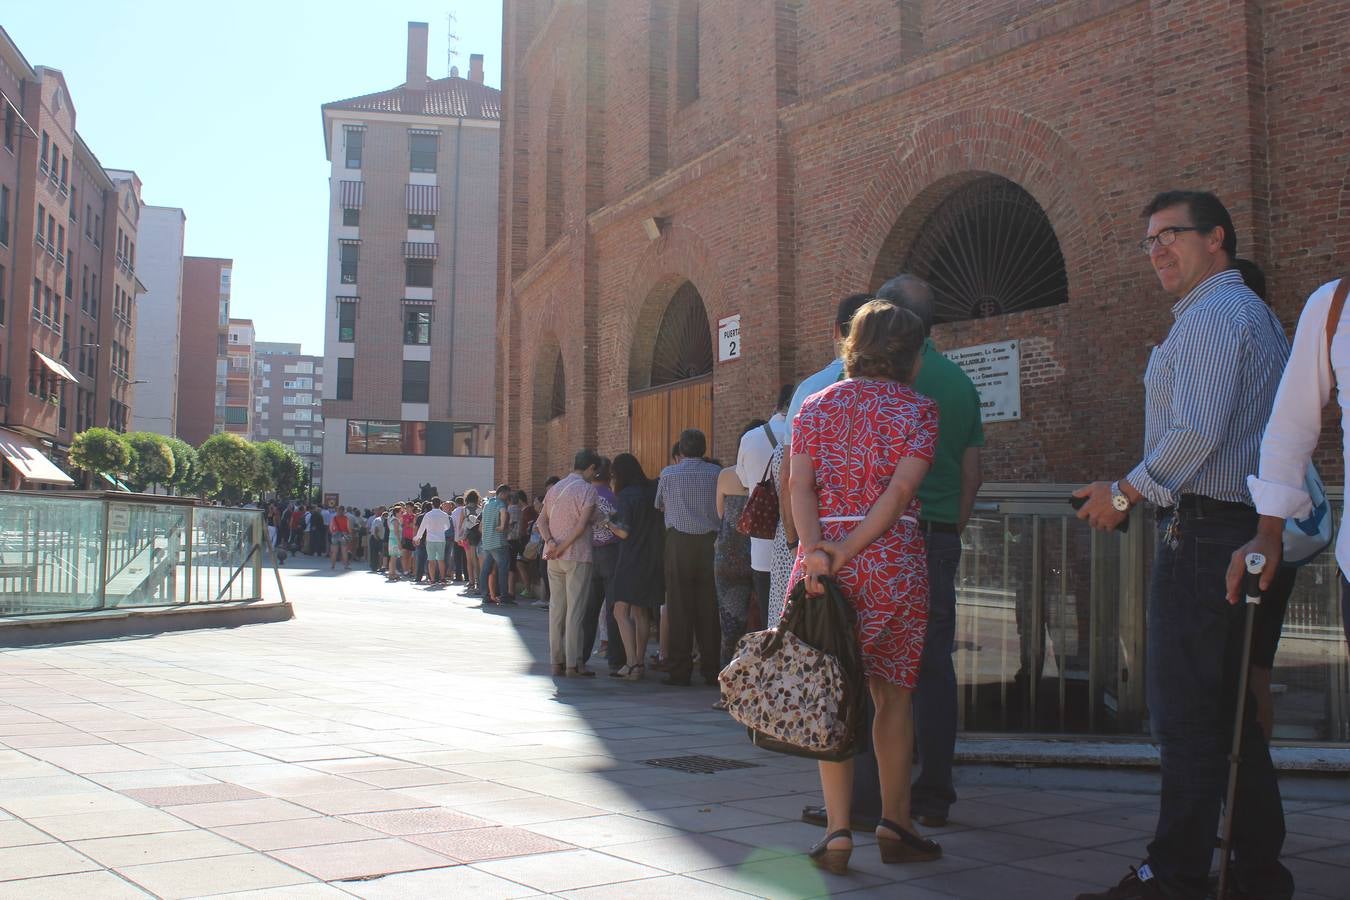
left=426, top=540, right=446, bottom=562
left=508, top=538, right=524, bottom=560
left=401, top=538, right=415, bottom=551
left=331, top=533, right=350, bottom=545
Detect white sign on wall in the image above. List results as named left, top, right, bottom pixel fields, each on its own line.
left=943, top=340, right=1022, bottom=423
left=718, top=314, right=742, bottom=362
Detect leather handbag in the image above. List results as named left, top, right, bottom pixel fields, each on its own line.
left=736, top=423, right=781, bottom=539
left=718, top=576, right=865, bottom=761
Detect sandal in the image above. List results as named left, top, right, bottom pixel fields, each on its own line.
left=610, top=665, right=633, bottom=679
left=876, top=817, right=942, bottom=864
left=551, top=664, right=565, bottom=677
left=625, top=664, right=645, bottom=682
left=808, top=828, right=852, bottom=875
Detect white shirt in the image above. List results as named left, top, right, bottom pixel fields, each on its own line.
left=415, top=507, right=452, bottom=543
left=1248, top=278, right=1348, bottom=578
left=736, top=412, right=787, bottom=571
left=451, top=505, right=467, bottom=541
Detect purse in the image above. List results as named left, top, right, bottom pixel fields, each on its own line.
left=736, top=423, right=780, bottom=539
left=718, top=576, right=865, bottom=761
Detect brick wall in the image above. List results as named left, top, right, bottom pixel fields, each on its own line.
left=497, top=0, right=1350, bottom=493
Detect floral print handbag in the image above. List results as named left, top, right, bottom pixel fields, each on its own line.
left=718, top=576, right=865, bottom=761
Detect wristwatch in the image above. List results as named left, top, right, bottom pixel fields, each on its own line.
left=1110, top=481, right=1131, bottom=513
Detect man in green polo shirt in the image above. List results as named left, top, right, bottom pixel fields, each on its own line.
left=877, top=274, right=984, bottom=828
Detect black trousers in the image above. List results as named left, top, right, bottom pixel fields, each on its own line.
left=664, top=529, right=719, bottom=682
left=582, top=544, right=620, bottom=664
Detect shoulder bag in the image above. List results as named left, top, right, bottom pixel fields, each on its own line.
left=736, top=423, right=781, bottom=539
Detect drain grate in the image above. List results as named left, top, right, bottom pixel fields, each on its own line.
left=643, top=754, right=762, bottom=775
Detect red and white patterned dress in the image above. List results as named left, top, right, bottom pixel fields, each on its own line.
left=786, top=378, right=939, bottom=687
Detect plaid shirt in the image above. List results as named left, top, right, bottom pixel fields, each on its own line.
left=656, top=457, right=721, bottom=535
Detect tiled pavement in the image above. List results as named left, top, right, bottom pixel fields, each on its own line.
left=1, top=558, right=1348, bottom=898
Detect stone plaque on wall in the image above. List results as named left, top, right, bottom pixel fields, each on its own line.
left=943, top=340, right=1021, bottom=423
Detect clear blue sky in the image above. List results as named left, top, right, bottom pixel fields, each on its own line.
left=5, top=1, right=503, bottom=355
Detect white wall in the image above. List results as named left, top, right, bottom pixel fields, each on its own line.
left=131, top=206, right=186, bottom=435
left=321, top=420, right=495, bottom=510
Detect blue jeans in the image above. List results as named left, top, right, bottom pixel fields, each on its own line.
left=481, top=546, right=510, bottom=597
left=911, top=529, right=961, bottom=817
left=1145, top=508, right=1291, bottom=899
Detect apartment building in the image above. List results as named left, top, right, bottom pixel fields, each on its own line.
left=254, top=341, right=324, bottom=493
left=131, top=205, right=185, bottom=436
left=0, top=27, right=143, bottom=489
left=317, top=22, right=500, bottom=509
left=224, top=318, right=254, bottom=439
left=176, top=256, right=230, bottom=446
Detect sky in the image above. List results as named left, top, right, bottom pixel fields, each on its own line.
left=4, top=0, right=503, bottom=355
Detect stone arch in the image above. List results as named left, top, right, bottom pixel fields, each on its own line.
left=528, top=330, right=569, bottom=490
left=836, top=107, right=1112, bottom=306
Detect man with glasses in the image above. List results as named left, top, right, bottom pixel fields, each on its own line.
left=1074, top=192, right=1293, bottom=900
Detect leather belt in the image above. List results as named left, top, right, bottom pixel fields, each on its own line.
left=1157, top=493, right=1255, bottom=521
left=919, top=520, right=960, bottom=534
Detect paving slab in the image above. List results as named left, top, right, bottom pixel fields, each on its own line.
left=267, top=836, right=456, bottom=881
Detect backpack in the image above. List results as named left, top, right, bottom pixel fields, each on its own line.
left=465, top=509, right=482, bottom=546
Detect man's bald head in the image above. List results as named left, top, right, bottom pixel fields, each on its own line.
left=876, top=274, right=935, bottom=337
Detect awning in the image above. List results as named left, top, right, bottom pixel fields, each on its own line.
left=401, top=297, right=436, bottom=306
left=406, top=184, right=440, bottom=214
left=336, top=295, right=359, bottom=304
left=340, top=180, right=364, bottom=208
left=0, top=429, right=75, bottom=486
left=338, top=238, right=361, bottom=246
left=408, top=127, right=441, bottom=137
left=342, top=124, right=367, bottom=132
left=402, top=241, right=439, bottom=259
left=100, top=472, right=131, bottom=491
left=33, top=349, right=77, bottom=383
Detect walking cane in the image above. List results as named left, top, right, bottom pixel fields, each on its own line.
left=1216, top=552, right=1264, bottom=900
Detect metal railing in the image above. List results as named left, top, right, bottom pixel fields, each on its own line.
left=0, top=492, right=269, bottom=616
left=959, top=484, right=1348, bottom=744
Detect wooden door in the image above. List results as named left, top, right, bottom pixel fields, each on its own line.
left=629, top=377, right=713, bottom=478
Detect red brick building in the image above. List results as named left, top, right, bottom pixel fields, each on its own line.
left=496, top=0, right=1350, bottom=491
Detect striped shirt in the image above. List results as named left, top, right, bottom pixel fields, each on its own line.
left=1126, top=269, right=1289, bottom=508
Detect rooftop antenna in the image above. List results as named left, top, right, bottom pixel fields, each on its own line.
left=446, top=11, right=460, bottom=78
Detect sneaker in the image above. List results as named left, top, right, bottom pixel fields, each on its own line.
left=1075, top=866, right=1166, bottom=900
left=518, top=588, right=535, bottom=599
left=531, top=599, right=549, bottom=609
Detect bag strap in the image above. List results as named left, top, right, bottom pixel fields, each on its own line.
left=1327, top=277, right=1349, bottom=376
left=762, top=422, right=778, bottom=450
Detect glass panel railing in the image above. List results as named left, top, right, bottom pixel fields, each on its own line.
left=0, top=493, right=105, bottom=615
left=0, top=492, right=268, bottom=615
left=961, top=485, right=1348, bottom=745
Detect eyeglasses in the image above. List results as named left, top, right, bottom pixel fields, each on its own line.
left=1138, top=225, right=1205, bottom=255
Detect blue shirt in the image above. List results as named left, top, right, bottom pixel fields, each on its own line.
left=785, top=358, right=844, bottom=447
left=1126, top=269, right=1289, bottom=507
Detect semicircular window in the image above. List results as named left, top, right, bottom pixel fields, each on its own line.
left=650, top=282, right=713, bottom=388
left=549, top=355, right=566, bottom=420
left=905, top=176, right=1068, bottom=325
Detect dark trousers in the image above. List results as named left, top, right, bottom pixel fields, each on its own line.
left=1341, top=576, right=1350, bottom=649
left=415, top=543, right=427, bottom=581
left=452, top=543, right=468, bottom=581
left=1146, top=508, right=1291, bottom=899
left=369, top=536, right=383, bottom=571
left=752, top=569, right=770, bottom=631
left=912, top=529, right=962, bottom=817
left=582, top=543, right=620, bottom=665
left=665, top=529, right=719, bottom=682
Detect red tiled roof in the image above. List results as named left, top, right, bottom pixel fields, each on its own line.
left=324, top=76, right=501, bottom=121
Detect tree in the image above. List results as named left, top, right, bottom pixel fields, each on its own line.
left=69, top=428, right=132, bottom=485
left=163, top=437, right=198, bottom=495
left=196, top=433, right=261, bottom=504
left=256, top=441, right=305, bottom=499
left=124, top=432, right=175, bottom=492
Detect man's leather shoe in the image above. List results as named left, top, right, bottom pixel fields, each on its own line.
left=1074, top=866, right=1166, bottom=900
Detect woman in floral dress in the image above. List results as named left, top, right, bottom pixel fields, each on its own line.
left=787, top=299, right=941, bottom=874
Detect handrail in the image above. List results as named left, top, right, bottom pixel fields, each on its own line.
left=214, top=542, right=260, bottom=602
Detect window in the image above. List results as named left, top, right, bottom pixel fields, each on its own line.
left=90, top=274, right=98, bottom=318
left=409, top=133, right=438, bottom=172
left=337, top=302, right=356, bottom=342
left=336, top=358, right=353, bottom=400
left=339, top=242, right=359, bottom=283
left=408, top=213, right=435, bottom=231
left=224, top=407, right=248, bottom=425
left=346, top=420, right=492, bottom=456
left=403, top=309, right=431, bottom=345
left=32, top=278, right=40, bottom=318
left=39, top=131, right=48, bottom=171
left=0, top=263, right=5, bottom=326
left=0, top=185, right=8, bottom=246
left=69, top=186, right=76, bottom=220
left=676, top=0, right=701, bottom=105
left=283, top=427, right=295, bottom=437
left=342, top=207, right=360, bottom=227
left=60, top=155, right=68, bottom=187
left=56, top=224, right=64, bottom=257
left=36, top=204, right=45, bottom=244
left=402, top=360, right=430, bottom=403
left=344, top=127, right=363, bottom=168
left=405, top=258, right=433, bottom=287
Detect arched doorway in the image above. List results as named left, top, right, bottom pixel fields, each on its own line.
left=628, top=280, right=713, bottom=477
left=531, top=342, right=570, bottom=487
